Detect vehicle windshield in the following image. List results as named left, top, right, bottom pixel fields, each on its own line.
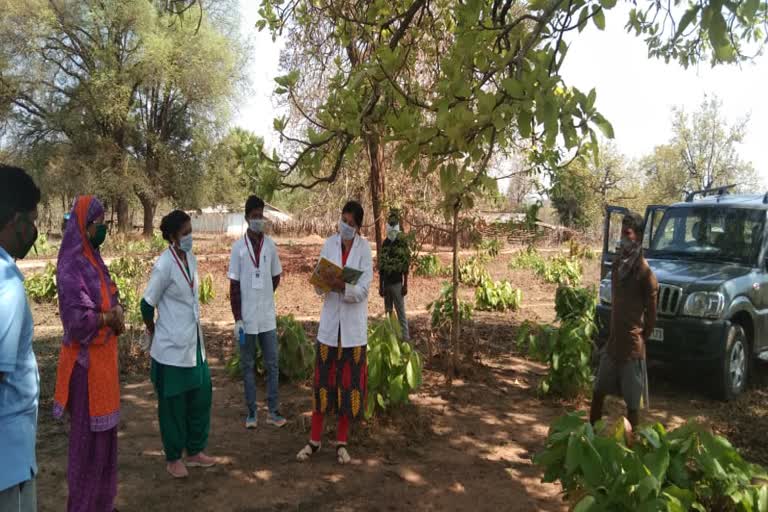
left=648, top=206, right=765, bottom=265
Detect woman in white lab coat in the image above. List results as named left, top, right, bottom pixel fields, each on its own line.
left=140, top=210, right=216, bottom=479
left=297, top=201, right=373, bottom=465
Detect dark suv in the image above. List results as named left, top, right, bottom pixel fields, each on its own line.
left=596, top=188, right=768, bottom=400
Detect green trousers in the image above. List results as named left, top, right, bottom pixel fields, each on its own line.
left=151, top=340, right=212, bottom=462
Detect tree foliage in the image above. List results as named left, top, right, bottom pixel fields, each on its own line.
left=0, top=0, right=245, bottom=233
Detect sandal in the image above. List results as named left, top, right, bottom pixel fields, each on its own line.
left=297, top=441, right=321, bottom=462
left=336, top=445, right=351, bottom=465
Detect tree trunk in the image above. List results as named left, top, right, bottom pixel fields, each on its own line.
left=449, top=201, right=461, bottom=381
left=116, top=196, right=131, bottom=234
left=137, top=191, right=157, bottom=238
left=366, top=131, right=386, bottom=252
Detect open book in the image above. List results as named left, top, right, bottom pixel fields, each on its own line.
left=310, top=257, right=363, bottom=293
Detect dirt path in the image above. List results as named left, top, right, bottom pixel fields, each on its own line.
left=34, top=323, right=569, bottom=512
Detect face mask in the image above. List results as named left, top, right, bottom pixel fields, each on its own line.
left=619, top=237, right=638, bottom=252
left=89, top=224, right=107, bottom=248
left=249, top=219, right=265, bottom=234
left=339, top=220, right=356, bottom=241
left=178, top=233, right=193, bottom=253
left=14, top=214, right=38, bottom=260
left=387, top=224, right=400, bottom=242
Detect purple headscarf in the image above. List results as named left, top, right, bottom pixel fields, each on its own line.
left=57, top=196, right=117, bottom=356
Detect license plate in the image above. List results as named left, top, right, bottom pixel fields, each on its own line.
left=649, top=328, right=664, bottom=342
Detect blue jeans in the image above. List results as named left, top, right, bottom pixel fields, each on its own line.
left=240, top=330, right=279, bottom=416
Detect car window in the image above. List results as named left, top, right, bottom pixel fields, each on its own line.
left=650, top=206, right=765, bottom=264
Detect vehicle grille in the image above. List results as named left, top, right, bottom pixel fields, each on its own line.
left=657, top=284, right=683, bottom=316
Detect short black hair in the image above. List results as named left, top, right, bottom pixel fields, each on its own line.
left=0, top=165, right=41, bottom=228
left=245, top=195, right=265, bottom=217
left=622, top=212, right=645, bottom=237
left=160, top=210, right=191, bottom=242
left=342, top=200, right=364, bottom=228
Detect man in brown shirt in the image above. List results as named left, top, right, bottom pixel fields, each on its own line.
left=590, top=212, right=659, bottom=430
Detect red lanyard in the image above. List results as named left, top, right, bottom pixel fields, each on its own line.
left=170, top=247, right=194, bottom=291
left=245, top=234, right=264, bottom=269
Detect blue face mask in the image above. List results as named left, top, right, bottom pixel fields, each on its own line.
left=178, top=234, right=193, bottom=253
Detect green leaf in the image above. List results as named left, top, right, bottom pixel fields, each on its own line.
left=406, top=359, right=417, bottom=389
left=389, top=375, right=405, bottom=403
left=517, top=110, right=532, bottom=138
left=501, top=78, right=524, bottom=98
left=594, top=115, right=614, bottom=138
left=599, top=0, right=617, bottom=8
left=592, top=6, right=606, bottom=30
left=577, top=7, right=589, bottom=33
left=573, top=496, right=595, bottom=512
left=674, top=6, right=700, bottom=40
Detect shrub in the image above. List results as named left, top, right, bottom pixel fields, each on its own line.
left=555, top=285, right=597, bottom=322
left=427, top=282, right=473, bottom=332
left=475, top=278, right=522, bottom=312
left=33, top=232, right=58, bottom=257
left=414, top=254, right=446, bottom=277
left=539, top=317, right=595, bottom=398
left=535, top=412, right=768, bottom=512
left=515, top=321, right=557, bottom=362
left=25, top=263, right=58, bottom=303
left=199, top=274, right=215, bottom=305
left=366, top=315, right=423, bottom=418
left=458, top=255, right=491, bottom=287
left=477, top=238, right=502, bottom=259
left=509, top=247, right=582, bottom=286
left=109, top=257, right=150, bottom=324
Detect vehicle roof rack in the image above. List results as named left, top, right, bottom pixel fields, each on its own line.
left=685, top=184, right=737, bottom=203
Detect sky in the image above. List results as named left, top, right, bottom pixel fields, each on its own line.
left=234, top=1, right=768, bottom=190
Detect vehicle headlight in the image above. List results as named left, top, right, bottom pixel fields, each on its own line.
left=599, top=279, right=612, bottom=305
left=682, top=292, right=725, bottom=318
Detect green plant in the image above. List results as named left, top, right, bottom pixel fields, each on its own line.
left=25, top=263, right=58, bottom=303
left=199, top=274, right=215, bottom=305
left=509, top=248, right=582, bottom=286
left=151, top=232, right=167, bottom=253
left=475, top=279, right=522, bottom=312
left=276, top=314, right=315, bottom=381
left=458, top=255, right=491, bottom=287
left=535, top=412, right=768, bottom=512
left=539, top=317, right=594, bottom=398
left=226, top=315, right=315, bottom=382
left=539, top=255, right=582, bottom=286
left=515, top=321, right=557, bottom=362
left=428, top=282, right=473, bottom=331
left=366, top=315, right=423, bottom=418
left=109, top=257, right=150, bottom=324
left=555, top=286, right=597, bottom=322
left=379, top=232, right=416, bottom=275
left=32, top=232, right=58, bottom=257
left=569, top=239, right=596, bottom=260
left=414, top=253, right=446, bottom=277
left=477, top=238, right=502, bottom=259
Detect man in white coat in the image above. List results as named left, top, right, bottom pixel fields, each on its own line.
left=229, top=196, right=286, bottom=429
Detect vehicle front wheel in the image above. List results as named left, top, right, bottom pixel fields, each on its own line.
left=715, top=324, right=749, bottom=401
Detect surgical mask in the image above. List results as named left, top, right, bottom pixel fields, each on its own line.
left=339, top=220, right=356, bottom=241
left=15, top=215, right=38, bottom=260
left=89, top=224, right=107, bottom=248
left=387, top=224, right=400, bottom=242
left=249, top=218, right=265, bottom=234
left=619, top=237, right=638, bottom=252
left=178, top=234, right=193, bottom=253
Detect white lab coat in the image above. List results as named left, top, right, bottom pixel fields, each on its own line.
left=316, top=234, right=373, bottom=348
left=143, top=247, right=205, bottom=367
left=227, top=235, right=282, bottom=335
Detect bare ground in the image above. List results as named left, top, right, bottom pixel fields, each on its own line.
left=25, top=242, right=768, bottom=511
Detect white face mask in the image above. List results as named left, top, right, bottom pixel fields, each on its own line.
left=339, top=220, right=356, bottom=241
left=248, top=218, right=265, bottom=234
left=178, top=233, right=193, bottom=253
left=387, top=224, right=400, bottom=241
